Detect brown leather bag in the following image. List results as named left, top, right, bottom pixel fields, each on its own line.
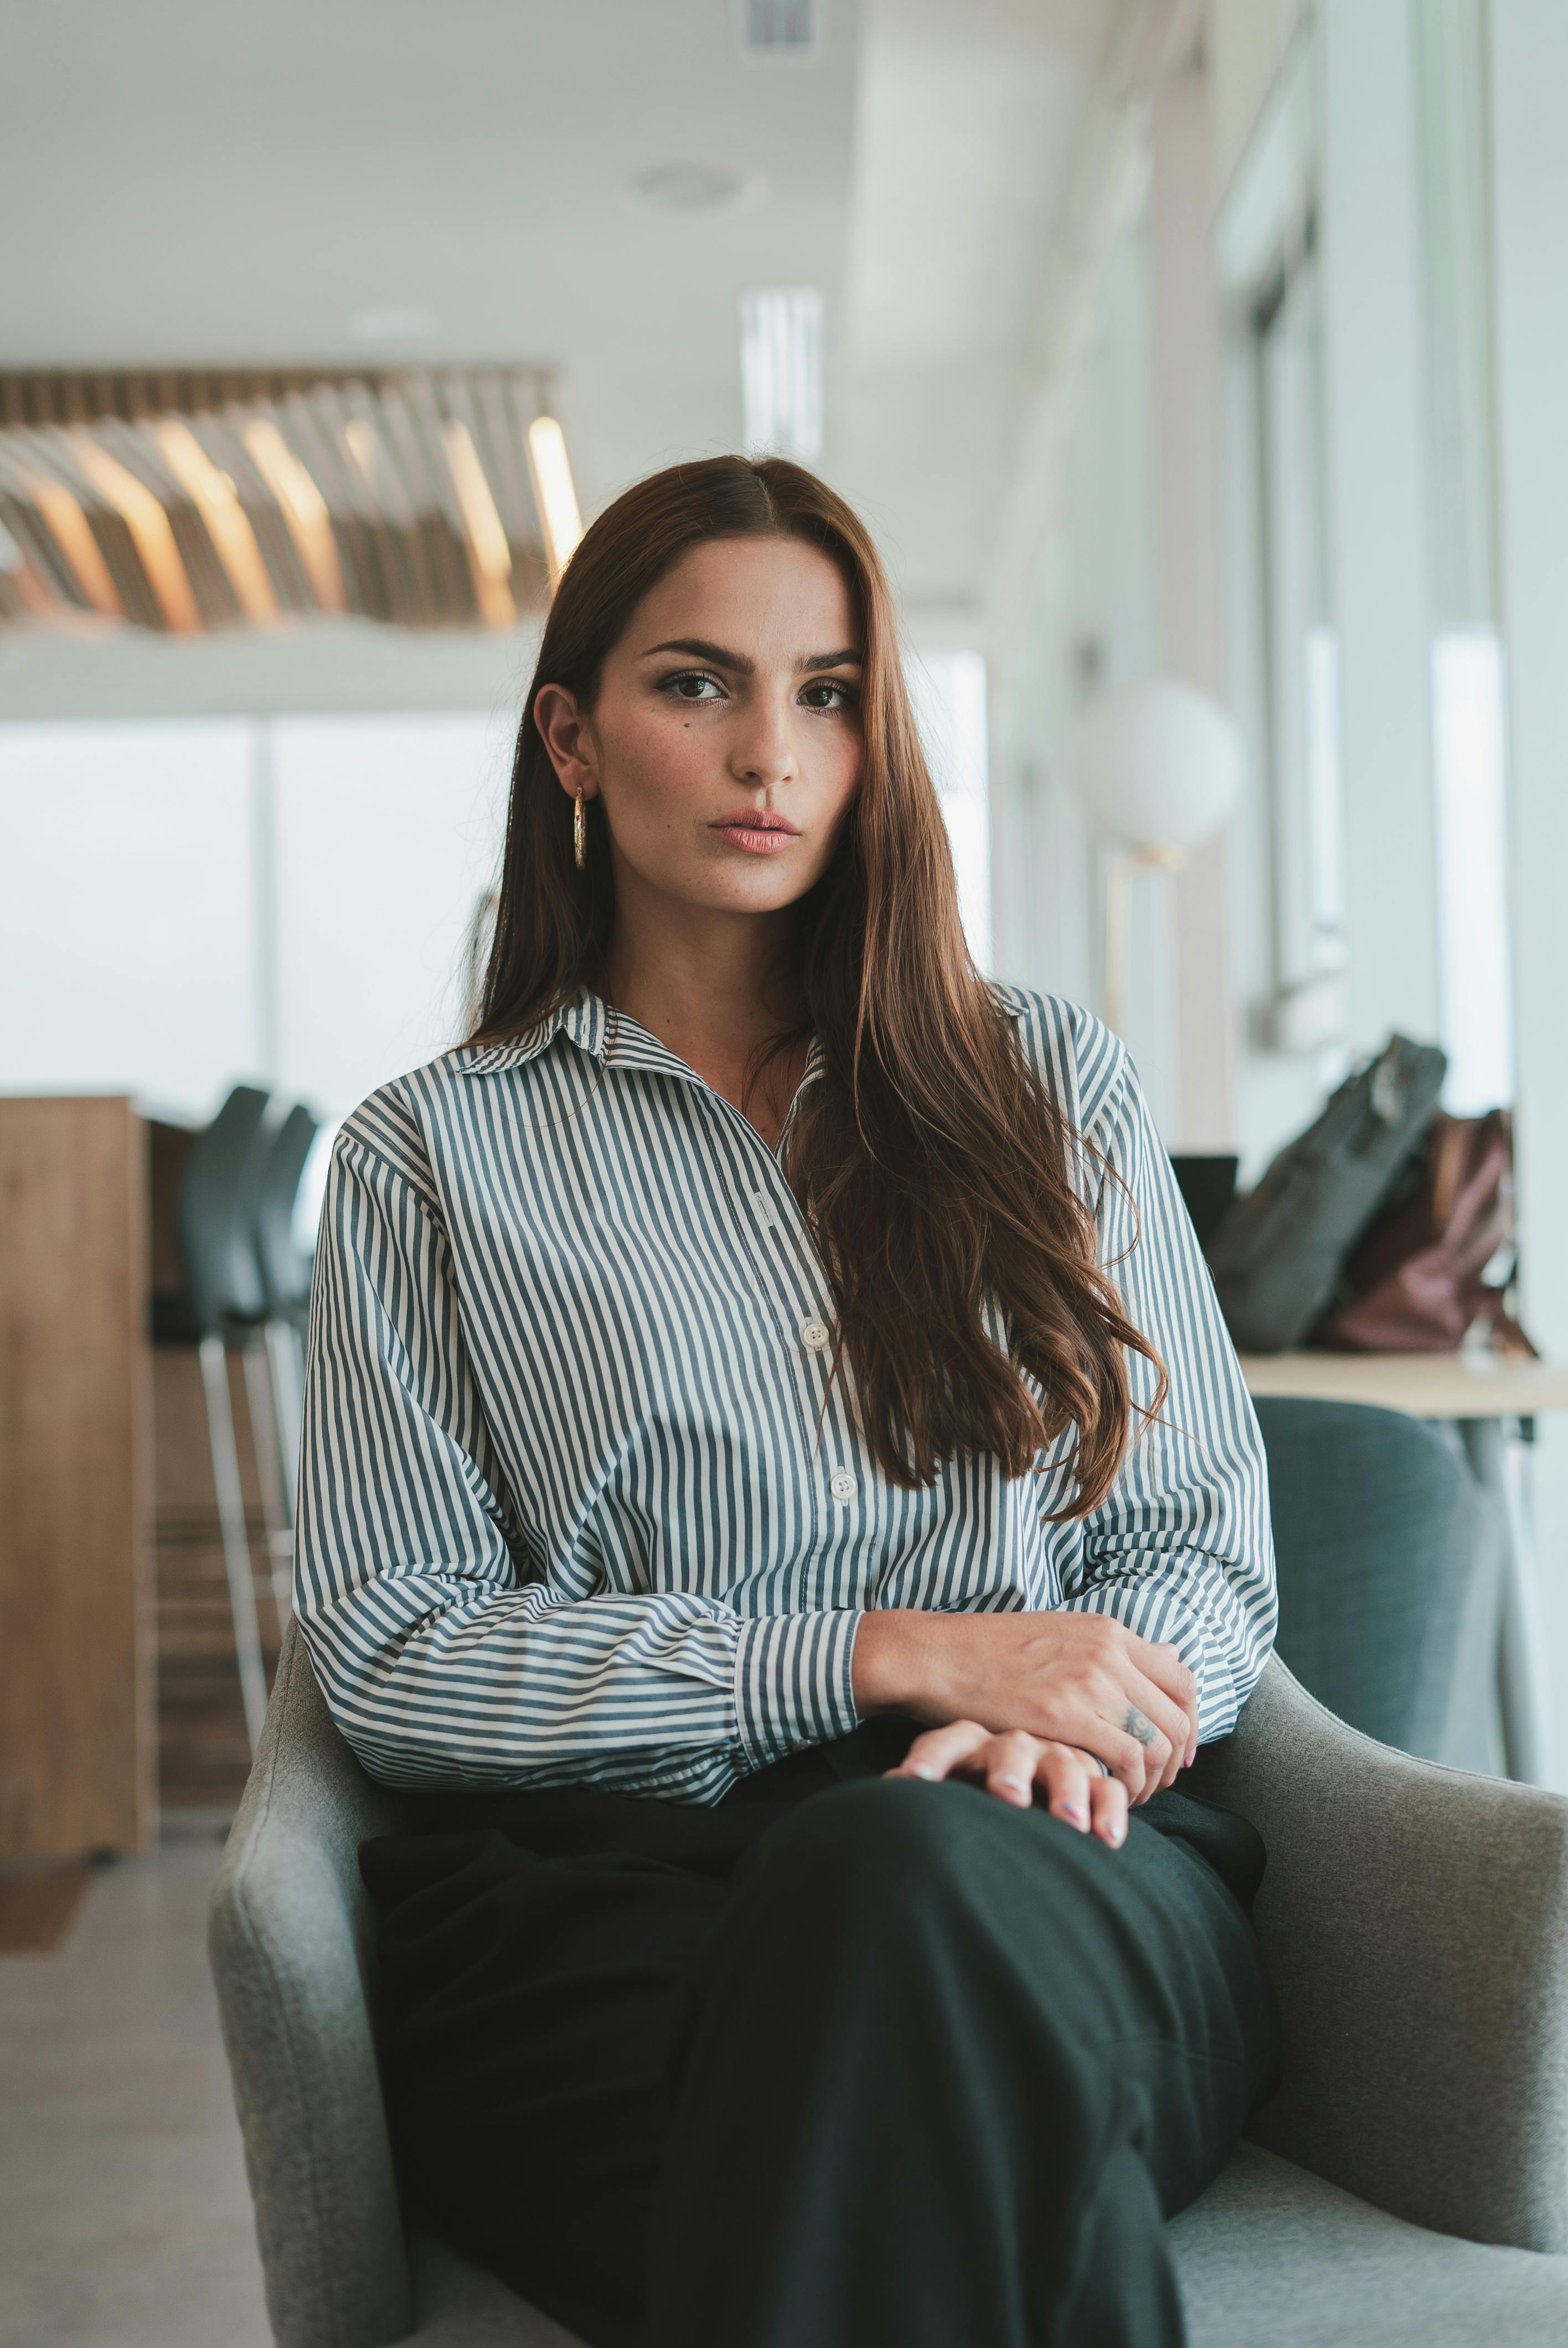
left=1313, top=1108, right=1535, bottom=1355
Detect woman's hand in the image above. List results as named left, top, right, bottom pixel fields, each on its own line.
left=888, top=1724, right=1129, bottom=1847
left=852, top=1608, right=1199, bottom=1806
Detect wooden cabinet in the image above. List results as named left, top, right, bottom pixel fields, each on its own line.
left=0, top=1098, right=154, bottom=1857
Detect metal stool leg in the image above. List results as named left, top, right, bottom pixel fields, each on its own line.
left=242, top=1338, right=295, bottom=1639
left=199, top=1334, right=269, bottom=1754
left=264, top=1315, right=304, bottom=1521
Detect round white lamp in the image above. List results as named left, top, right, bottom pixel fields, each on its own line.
left=1066, top=681, right=1244, bottom=1037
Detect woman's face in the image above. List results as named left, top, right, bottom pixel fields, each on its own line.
left=534, top=534, right=865, bottom=918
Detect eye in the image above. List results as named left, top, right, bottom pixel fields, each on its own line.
left=658, top=669, right=726, bottom=703
left=800, top=678, right=858, bottom=712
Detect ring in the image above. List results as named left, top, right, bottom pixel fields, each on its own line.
left=1124, top=1706, right=1158, bottom=1749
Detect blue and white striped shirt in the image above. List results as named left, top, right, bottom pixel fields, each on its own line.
left=295, top=986, right=1276, bottom=1803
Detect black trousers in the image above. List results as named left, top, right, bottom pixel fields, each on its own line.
left=361, top=1721, right=1276, bottom=2348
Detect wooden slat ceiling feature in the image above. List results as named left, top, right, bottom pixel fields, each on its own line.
left=0, top=369, right=554, bottom=634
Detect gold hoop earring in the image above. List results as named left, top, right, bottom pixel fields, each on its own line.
left=574, top=786, right=586, bottom=870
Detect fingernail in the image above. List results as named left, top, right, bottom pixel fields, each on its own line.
left=997, top=1774, right=1030, bottom=1798
left=1110, top=1821, right=1126, bottom=1846
left=909, top=1764, right=936, bottom=1780
left=1059, top=1802, right=1086, bottom=1826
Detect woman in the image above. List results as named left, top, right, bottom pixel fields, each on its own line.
left=295, top=456, right=1278, bottom=2348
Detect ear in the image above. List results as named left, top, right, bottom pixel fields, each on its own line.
left=533, top=683, right=599, bottom=800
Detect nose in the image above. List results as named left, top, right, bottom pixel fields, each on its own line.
left=729, top=686, right=797, bottom=792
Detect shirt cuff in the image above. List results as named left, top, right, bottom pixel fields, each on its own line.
left=1059, top=1588, right=1241, bottom=1744
left=733, top=1608, right=862, bottom=1769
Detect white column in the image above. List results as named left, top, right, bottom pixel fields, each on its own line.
left=1489, top=0, right=1568, bottom=1790
left=1319, top=0, right=1440, bottom=1053
left=1149, top=52, right=1234, bottom=1149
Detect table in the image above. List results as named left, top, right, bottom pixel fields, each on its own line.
left=1238, top=1351, right=1568, bottom=1786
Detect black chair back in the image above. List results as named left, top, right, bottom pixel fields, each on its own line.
left=252, top=1104, right=318, bottom=1318
left=177, top=1084, right=271, bottom=1338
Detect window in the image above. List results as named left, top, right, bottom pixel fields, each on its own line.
left=0, top=713, right=507, bottom=1122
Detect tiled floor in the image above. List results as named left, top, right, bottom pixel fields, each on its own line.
left=0, top=1842, right=270, bottom=2347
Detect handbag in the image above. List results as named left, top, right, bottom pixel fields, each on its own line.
left=1313, top=1108, right=1535, bottom=1355
left=1205, top=1036, right=1448, bottom=1353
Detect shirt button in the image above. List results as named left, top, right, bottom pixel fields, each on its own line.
left=829, top=1468, right=858, bottom=1502
left=800, top=1318, right=830, bottom=1352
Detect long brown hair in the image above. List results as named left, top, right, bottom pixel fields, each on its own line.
left=473, top=456, right=1164, bottom=1512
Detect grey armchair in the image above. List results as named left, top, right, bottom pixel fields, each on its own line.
left=210, top=1624, right=1568, bottom=2347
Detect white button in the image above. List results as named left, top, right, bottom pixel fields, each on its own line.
left=829, top=1468, right=858, bottom=1502
left=800, top=1318, right=830, bottom=1352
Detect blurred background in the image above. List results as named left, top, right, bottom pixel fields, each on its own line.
left=5, top=2, right=1568, bottom=2336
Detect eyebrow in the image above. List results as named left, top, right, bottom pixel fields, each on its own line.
left=638, top=636, right=863, bottom=676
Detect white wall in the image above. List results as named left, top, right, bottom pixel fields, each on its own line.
left=0, top=613, right=540, bottom=723
left=269, top=715, right=508, bottom=1115
left=1208, top=0, right=1312, bottom=198
left=991, top=212, right=1173, bottom=1120
left=0, top=722, right=259, bottom=1113
left=1150, top=54, right=1234, bottom=1151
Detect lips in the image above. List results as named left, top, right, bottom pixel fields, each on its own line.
left=712, top=810, right=799, bottom=833
left=710, top=811, right=801, bottom=854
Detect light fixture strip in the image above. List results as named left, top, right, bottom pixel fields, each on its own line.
left=525, top=415, right=584, bottom=591
left=63, top=429, right=200, bottom=633
left=240, top=416, right=347, bottom=612
left=153, top=419, right=279, bottom=624
left=740, top=287, right=823, bottom=463
left=0, top=369, right=564, bottom=634
left=445, top=419, right=516, bottom=630
left=12, top=462, right=123, bottom=617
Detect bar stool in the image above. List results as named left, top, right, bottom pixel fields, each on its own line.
left=248, top=1104, right=319, bottom=1613
left=176, top=1084, right=274, bottom=1754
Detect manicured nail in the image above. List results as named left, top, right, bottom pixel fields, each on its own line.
left=1059, top=1802, right=1086, bottom=1826
left=997, top=1774, right=1031, bottom=1799
left=910, top=1763, right=936, bottom=1780
left=1109, top=1820, right=1126, bottom=1845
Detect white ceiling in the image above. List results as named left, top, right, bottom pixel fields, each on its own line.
left=0, top=0, right=1113, bottom=635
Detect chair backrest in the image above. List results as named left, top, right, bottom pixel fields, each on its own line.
left=208, top=1621, right=411, bottom=2348
left=178, top=1083, right=272, bottom=1336
left=254, top=1104, right=319, bottom=1317
left=1252, top=1396, right=1489, bottom=1764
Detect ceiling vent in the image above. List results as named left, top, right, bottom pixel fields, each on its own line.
left=740, top=0, right=818, bottom=59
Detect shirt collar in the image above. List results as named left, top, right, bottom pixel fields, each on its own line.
left=454, top=988, right=607, bottom=1077
left=455, top=986, right=825, bottom=1099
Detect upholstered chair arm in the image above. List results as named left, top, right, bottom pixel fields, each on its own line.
left=1189, top=1654, right=1568, bottom=2252
left=209, top=1623, right=414, bottom=2348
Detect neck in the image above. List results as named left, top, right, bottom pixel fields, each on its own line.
left=602, top=871, right=804, bottom=1132
left=605, top=900, right=798, bottom=1057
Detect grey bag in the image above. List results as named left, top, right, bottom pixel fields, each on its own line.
left=1206, top=1036, right=1448, bottom=1353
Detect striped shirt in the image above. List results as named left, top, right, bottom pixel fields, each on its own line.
left=295, top=986, right=1276, bottom=1803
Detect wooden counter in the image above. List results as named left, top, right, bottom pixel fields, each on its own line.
left=0, top=1098, right=154, bottom=1857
